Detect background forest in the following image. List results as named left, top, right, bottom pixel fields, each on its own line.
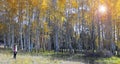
left=0, top=0, right=120, bottom=56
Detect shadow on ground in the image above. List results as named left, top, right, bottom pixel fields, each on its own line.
left=48, top=53, right=99, bottom=64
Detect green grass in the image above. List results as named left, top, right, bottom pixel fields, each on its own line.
left=1, top=48, right=120, bottom=64
left=0, top=48, right=84, bottom=64
left=95, top=56, right=120, bottom=64
left=0, top=52, right=62, bottom=64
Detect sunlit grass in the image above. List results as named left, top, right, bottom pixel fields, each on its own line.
left=1, top=48, right=120, bottom=64
left=0, top=50, right=85, bottom=64
left=0, top=53, right=62, bottom=64
left=96, top=56, right=120, bottom=64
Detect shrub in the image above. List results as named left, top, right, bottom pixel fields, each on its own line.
left=96, top=50, right=113, bottom=58
left=85, top=50, right=113, bottom=58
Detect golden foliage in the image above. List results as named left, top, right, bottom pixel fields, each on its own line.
left=6, top=0, right=18, bottom=16
left=115, top=0, right=120, bottom=17
left=32, top=0, right=39, bottom=7
left=57, top=0, right=66, bottom=12
left=7, top=0, right=17, bottom=8
left=32, top=21, right=37, bottom=29
left=41, top=0, right=48, bottom=11
left=61, top=16, right=66, bottom=22
left=70, top=0, right=78, bottom=8
left=0, top=23, right=7, bottom=33
left=43, top=22, right=50, bottom=33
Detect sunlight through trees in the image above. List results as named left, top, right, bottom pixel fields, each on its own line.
left=0, top=0, right=120, bottom=56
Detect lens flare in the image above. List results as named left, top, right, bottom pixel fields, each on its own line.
left=98, top=5, right=107, bottom=14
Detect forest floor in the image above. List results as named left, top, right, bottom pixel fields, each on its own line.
left=0, top=48, right=120, bottom=64
left=0, top=52, right=86, bottom=64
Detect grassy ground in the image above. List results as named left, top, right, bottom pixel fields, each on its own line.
left=0, top=53, right=61, bottom=64
left=1, top=48, right=120, bottom=64
left=0, top=48, right=86, bottom=64
left=95, top=56, right=120, bottom=64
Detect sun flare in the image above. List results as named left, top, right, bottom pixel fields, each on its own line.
left=98, top=5, right=107, bottom=14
